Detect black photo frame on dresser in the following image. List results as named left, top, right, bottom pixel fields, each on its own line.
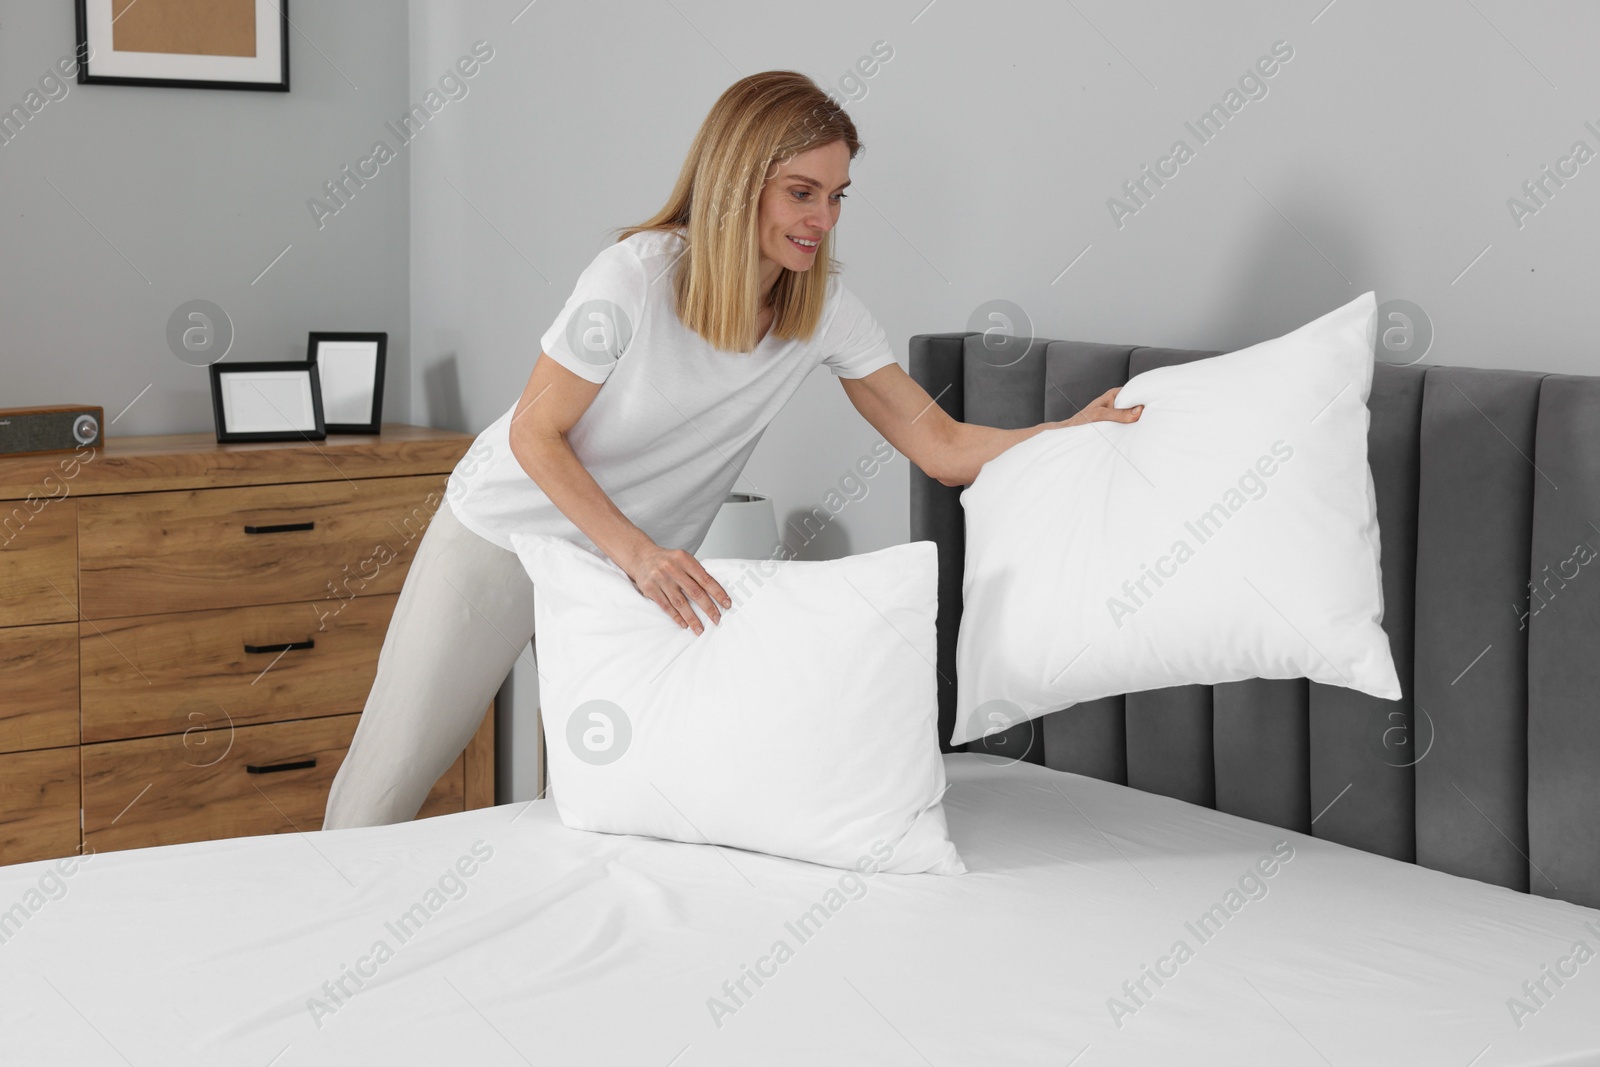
left=307, top=332, right=386, bottom=435
left=208, top=361, right=325, bottom=444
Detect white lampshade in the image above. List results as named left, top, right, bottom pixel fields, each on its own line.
left=696, top=492, right=782, bottom=559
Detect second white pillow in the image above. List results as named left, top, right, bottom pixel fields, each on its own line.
left=951, top=291, right=1402, bottom=746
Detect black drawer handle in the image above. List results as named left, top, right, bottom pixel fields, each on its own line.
left=243, top=521, right=315, bottom=534
left=243, top=639, right=315, bottom=654
left=247, top=758, right=317, bottom=775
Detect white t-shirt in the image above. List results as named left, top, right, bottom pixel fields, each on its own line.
left=446, top=228, right=898, bottom=555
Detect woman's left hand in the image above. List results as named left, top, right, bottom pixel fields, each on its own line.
left=1054, top=387, right=1143, bottom=429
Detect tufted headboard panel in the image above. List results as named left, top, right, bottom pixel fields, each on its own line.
left=909, top=330, right=1600, bottom=908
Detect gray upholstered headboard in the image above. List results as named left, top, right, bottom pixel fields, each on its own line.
left=909, top=329, right=1600, bottom=909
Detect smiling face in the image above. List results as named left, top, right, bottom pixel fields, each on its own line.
left=754, top=139, right=851, bottom=299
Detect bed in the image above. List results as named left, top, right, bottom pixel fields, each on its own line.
left=2, top=753, right=1596, bottom=1065
left=4, top=328, right=1599, bottom=1065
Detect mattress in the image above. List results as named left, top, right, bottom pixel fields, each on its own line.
left=3, top=754, right=1597, bottom=1066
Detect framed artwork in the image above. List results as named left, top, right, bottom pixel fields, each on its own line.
left=209, top=361, right=325, bottom=443
left=307, top=332, right=386, bottom=435
left=75, top=0, right=290, bottom=92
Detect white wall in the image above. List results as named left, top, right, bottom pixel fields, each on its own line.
left=0, top=0, right=414, bottom=434
left=409, top=0, right=1599, bottom=800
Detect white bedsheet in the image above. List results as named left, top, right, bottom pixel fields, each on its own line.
left=2, top=754, right=1597, bottom=1066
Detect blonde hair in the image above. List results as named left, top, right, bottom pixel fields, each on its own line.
left=615, top=71, right=861, bottom=354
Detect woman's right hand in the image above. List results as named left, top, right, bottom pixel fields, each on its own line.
left=619, top=542, right=732, bottom=636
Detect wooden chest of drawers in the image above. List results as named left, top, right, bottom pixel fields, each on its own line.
left=0, top=425, right=494, bottom=864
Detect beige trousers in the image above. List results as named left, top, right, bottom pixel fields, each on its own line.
left=323, top=497, right=536, bottom=829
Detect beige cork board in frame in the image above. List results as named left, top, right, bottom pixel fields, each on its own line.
left=75, top=0, right=289, bottom=92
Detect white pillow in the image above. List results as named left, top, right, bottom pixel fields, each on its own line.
left=511, top=534, right=965, bottom=875
left=951, top=291, right=1402, bottom=747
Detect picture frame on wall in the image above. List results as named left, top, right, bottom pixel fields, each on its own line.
left=308, top=332, right=387, bottom=435
left=75, top=0, right=290, bottom=92
left=209, top=361, right=325, bottom=444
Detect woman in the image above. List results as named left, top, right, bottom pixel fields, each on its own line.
left=323, top=70, right=1141, bottom=829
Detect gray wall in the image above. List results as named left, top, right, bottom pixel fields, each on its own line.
left=10, top=1, right=1594, bottom=804
left=409, top=0, right=1599, bottom=558
left=0, top=0, right=412, bottom=434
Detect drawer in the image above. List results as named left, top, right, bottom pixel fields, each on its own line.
left=0, top=747, right=80, bottom=865
left=77, top=476, right=446, bottom=619
left=81, top=594, right=399, bottom=743
left=0, top=623, right=78, bottom=752
left=82, top=714, right=465, bottom=854
left=0, top=498, right=77, bottom=627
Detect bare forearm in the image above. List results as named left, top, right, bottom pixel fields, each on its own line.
left=934, top=389, right=1144, bottom=484
left=938, top=421, right=1046, bottom=486
left=510, top=431, right=655, bottom=570
left=840, top=364, right=1139, bottom=489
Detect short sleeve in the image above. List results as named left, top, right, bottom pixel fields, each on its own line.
left=821, top=280, right=898, bottom=379
left=539, top=238, right=648, bottom=385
